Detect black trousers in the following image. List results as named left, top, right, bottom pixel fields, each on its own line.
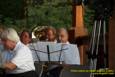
left=5, top=71, right=37, bottom=77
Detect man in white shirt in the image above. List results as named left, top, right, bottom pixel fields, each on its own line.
left=20, top=30, right=32, bottom=46
left=0, top=28, right=36, bottom=77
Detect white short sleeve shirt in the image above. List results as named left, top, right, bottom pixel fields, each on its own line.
left=9, top=41, right=35, bottom=74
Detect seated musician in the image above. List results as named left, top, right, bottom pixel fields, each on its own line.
left=58, top=28, right=69, bottom=44
left=45, top=26, right=57, bottom=43
left=0, top=28, right=36, bottom=77
left=20, top=30, right=32, bottom=46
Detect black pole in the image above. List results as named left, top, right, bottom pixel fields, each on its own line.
left=47, top=45, right=50, bottom=63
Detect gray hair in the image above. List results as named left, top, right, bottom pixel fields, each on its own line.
left=58, top=28, right=68, bottom=35
left=0, top=28, right=19, bottom=43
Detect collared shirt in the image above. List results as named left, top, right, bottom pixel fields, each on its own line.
left=65, top=41, right=70, bottom=44
left=61, top=41, right=70, bottom=44
left=0, top=42, right=14, bottom=66
left=1, top=50, right=13, bottom=63
left=62, top=44, right=80, bottom=64
left=7, top=41, right=35, bottom=74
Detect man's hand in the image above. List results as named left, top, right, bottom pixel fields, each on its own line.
left=3, top=62, right=17, bottom=71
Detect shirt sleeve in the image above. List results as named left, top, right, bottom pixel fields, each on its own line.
left=63, top=44, right=80, bottom=64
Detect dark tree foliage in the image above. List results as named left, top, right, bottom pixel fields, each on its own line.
left=0, top=0, right=73, bottom=31
left=0, top=0, right=97, bottom=33
left=0, top=0, right=24, bottom=19
left=27, top=0, right=72, bottom=29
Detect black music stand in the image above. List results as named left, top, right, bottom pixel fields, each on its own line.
left=30, top=43, right=68, bottom=77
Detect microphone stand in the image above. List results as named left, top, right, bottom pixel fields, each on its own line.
left=87, top=11, right=108, bottom=77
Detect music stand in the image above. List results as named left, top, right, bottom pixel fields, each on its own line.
left=30, top=42, right=68, bottom=63
left=30, top=42, right=68, bottom=77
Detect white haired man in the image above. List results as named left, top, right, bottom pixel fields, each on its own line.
left=58, top=28, right=69, bottom=44
left=0, top=28, right=36, bottom=77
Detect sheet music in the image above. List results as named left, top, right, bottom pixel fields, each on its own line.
left=29, top=41, right=80, bottom=64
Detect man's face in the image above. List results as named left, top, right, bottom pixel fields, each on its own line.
left=1, top=39, right=13, bottom=50
left=59, top=31, right=68, bottom=43
left=20, top=32, right=31, bottom=45
left=47, top=30, right=55, bottom=41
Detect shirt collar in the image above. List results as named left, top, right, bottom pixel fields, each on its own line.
left=46, top=39, right=57, bottom=43
left=66, top=41, right=70, bottom=44
left=53, top=40, right=57, bottom=43
left=61, top=41, right=70, bottom=44
left=13, top=41, right=21, bottom=52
